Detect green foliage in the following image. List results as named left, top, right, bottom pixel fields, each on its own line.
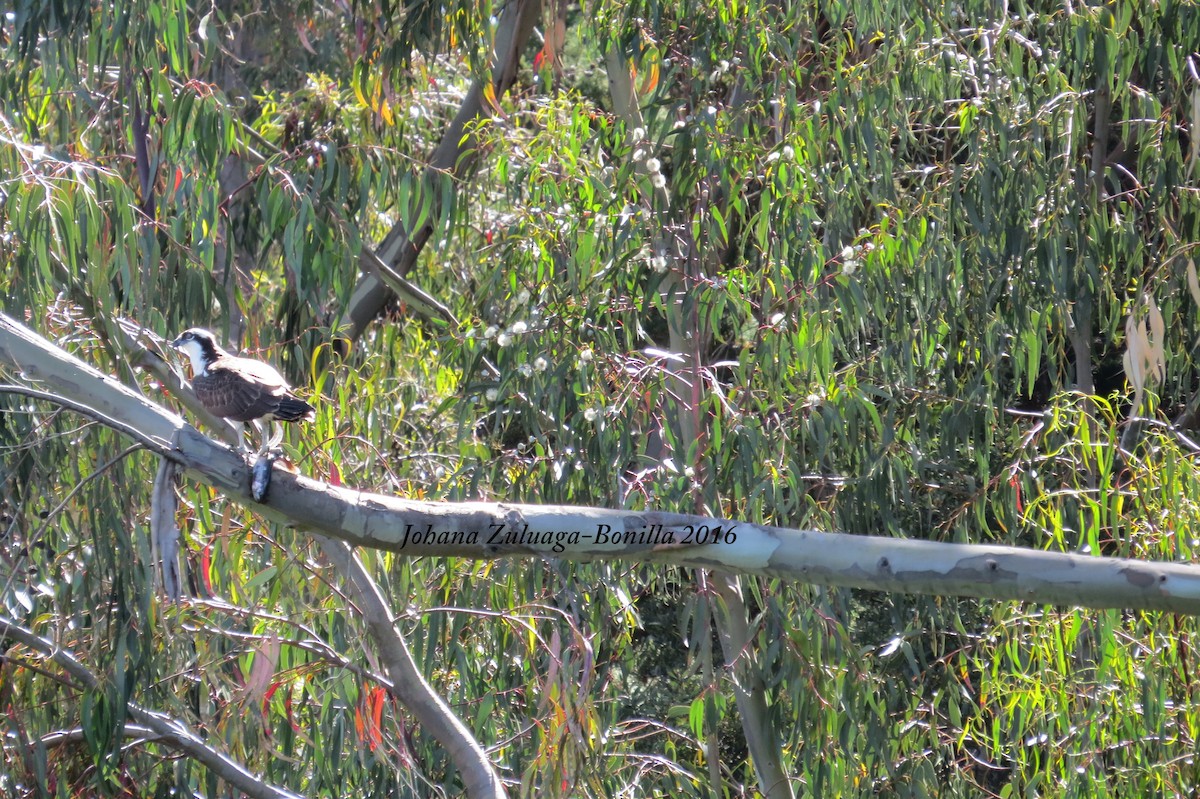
left=2, top=0, right=1200, bottom=797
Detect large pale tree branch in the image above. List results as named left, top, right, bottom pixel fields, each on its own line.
left=2, top=314, right=1198, bottom=613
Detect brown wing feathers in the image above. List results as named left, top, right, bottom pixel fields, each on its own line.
left=193, top=356, right=315, bottom=423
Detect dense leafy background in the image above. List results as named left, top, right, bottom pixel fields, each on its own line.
left=2, top=0, right=1200, bottom=796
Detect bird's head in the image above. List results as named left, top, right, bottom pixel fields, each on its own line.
left=171, top=328, right=221, bottom=375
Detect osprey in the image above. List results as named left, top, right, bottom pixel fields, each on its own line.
left=170, top=328, right=314, bottom=456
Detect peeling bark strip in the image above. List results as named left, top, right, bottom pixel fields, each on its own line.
left=3, top=312, right=1200, bottom=614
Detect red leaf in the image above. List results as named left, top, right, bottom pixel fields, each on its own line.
left=368, top=686, right=385, bottom=751
left=263, top=680, right=282, bottom=719
left=1009, top=473, right=1023, bottom=514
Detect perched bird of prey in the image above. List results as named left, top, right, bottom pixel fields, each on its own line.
left=170, top=328, right=314, bottom=456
